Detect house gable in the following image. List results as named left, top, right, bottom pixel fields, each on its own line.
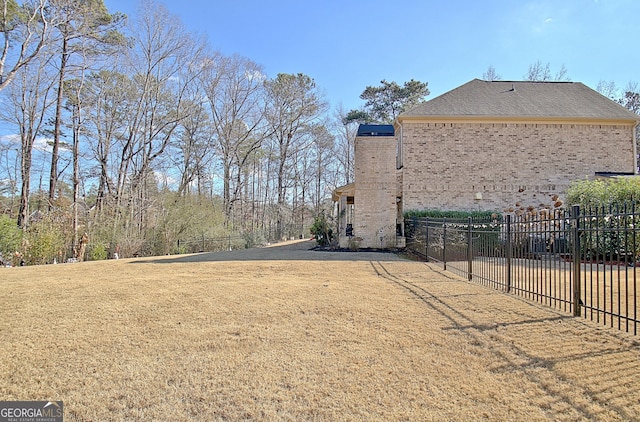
left=401, top=79, right=640, bottom=124
left=398, top=79, right=639, bottom=212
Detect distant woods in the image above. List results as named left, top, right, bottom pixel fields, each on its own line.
left=0, top=0, right=354, bottom=261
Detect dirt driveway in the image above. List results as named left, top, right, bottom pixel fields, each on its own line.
left=1, top=240, right=639, bottom=421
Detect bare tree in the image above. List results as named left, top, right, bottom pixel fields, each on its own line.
left=0, top=0, right=50, bottom=92
left=0, top=137, right=19, bottom=210
left=596, top=80, right=618, bottom=99
left=335, top=105, right=357, bottom=185
left=525, top=60, right=570, bottom=82
left=482, top=65, right=502, bottom=81
left=554, top=64, right=569, bottom=82
left=174, top=96, right=213, bottom=197
left=309, top=122, right=334, bottom=214
left=1, top=52, right=56, bottom=228
left=619, top=81, right=640, bottom=114
left=46, top=0, right=125, bottom=208
left=116, top=0, right=206, bottom=234
left=201, top=54, right=266, bottom=224
left=82, top=69, right=132, bottom=213
left=263, top=73, right=327, bottom=240
left=63, top=68, right=90, bottom=256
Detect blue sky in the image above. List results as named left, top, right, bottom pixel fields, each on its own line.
left=105, top=0, right=638, bottom=111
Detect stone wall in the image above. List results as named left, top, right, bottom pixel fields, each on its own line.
left=400, top=121, right=636, bottom=212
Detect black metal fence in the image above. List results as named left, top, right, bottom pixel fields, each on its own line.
left=405, top=204, right=639, bottom=335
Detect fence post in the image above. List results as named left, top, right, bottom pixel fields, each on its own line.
left=443, top=218, right=447, bottom=271
left=572, top=205, right=582, bottom=317
left=506, top=214, right=512, bottom=293
left=467, top=216, right=473, bottom=281
left=425, top=217, right=429, bottom=262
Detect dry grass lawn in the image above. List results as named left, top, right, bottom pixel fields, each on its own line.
left=1, top=240, right=639, bottom=421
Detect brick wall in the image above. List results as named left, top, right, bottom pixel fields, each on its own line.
left=401, top=121, right=636, bottom=212
left=354, top=135, right=400, bottom=248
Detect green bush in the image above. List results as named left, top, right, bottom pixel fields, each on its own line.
left=404, top=209, right=500, bottom=220
left=310, top=212, right=333, bottom=246
left=566, top=178, right=640, bottom=261
left=24, top=222, right=66, bottom=265
left=566, top=178, right=640, bottom=209
left=88, top=243, right=108, bottom=261
left=244, top=231, right=267, bottom=249
left=148, top=193, right=228, bottom=256
left=0, top=215, right=22, bottom=265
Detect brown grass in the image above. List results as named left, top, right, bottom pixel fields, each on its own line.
left=1, top=240, right=639, bottom=421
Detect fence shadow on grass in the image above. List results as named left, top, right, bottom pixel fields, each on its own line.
left=372, top=260, right=640, bottom=420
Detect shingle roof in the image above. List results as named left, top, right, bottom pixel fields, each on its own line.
left=400, top=79, right=640, bottom=122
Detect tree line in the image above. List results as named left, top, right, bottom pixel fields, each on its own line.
left=0, top=0, right=369, bottom=263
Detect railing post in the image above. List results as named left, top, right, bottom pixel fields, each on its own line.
left=425, top=217, right=429, bottom=262
left=572, top=205, right=582, bottom=317
left=443, top=218, right=447, bottom=271
left=506, top=214, right=512, bottom=293
left=467, top=216, right=473, bottom=281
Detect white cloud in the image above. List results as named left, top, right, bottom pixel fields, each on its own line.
left=0, top=134, right=20, bottom=145
left=33, top=137, right=54, bottom=153
left=0, top=134, right=71, bottom=154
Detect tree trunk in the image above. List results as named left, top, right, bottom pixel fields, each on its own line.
left=72, top=103, right=80, bottom=255
left=49, top=38, right=68, bottom=209
left=223, top=159, right=232, bottom=225
left=18, top=134, right=33, bottom=228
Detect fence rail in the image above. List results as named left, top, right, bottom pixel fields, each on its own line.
left=405, top=205, right=639, bottom=335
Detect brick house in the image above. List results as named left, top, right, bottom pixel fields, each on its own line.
left=334, top=79, right=640, bottom=249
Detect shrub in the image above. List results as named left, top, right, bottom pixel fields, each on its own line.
left=24, top=222, right=66, bottom=265
left=404, top=209, right=500, bottom=220
left=566, top=178, right=640, bottom=209
left=173, top=244, right=188, bottom=255
left=88, top=243, right=108, bottom=261
left=0, top=215, right=22, bottom=265
left=566, top=178, right=640, bottom=261
left=244, top=231, right=268, bottom=249
left=310, top=212, right=333, bottom=246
